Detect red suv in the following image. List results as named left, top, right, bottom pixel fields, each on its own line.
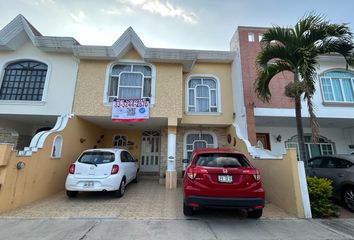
left=183, top=148, right=265, bottom=218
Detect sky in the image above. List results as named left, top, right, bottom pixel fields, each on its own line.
left=0, top=0, right=353, bottom=51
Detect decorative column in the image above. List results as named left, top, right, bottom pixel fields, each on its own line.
left=165, top=125, right=177, bottom=189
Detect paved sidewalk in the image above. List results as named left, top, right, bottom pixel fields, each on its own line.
left=0, top=218, right=353, bottom=240
left=0, top=179, right=292, bottom=219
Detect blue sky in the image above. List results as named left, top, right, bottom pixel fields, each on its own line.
left=0, top=0, right=353, bottom=50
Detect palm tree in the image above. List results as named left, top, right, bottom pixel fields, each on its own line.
left=255, top=13, right=354, bottom=167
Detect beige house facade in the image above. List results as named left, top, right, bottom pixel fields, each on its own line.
left=72, top=28, right=235, bottom=185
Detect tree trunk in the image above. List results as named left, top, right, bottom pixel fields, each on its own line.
left=295, top=94, right=308, bottom=169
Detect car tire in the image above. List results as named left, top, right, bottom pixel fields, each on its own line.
left=114, top=179, right=126, bottom=198
left=183, top=203, right=194, bottom=216
left=132, top=172, right=138, bottom=183
left=248, top=209, right=263, bottom=219
left=66, top=190, right=78, bottom=198
left=343, top=186, right=354, bottom=212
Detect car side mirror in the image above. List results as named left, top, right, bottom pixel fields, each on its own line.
left=182, top=159, right=189, bottom=164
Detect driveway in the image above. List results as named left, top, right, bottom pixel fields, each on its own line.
left=0, top=218, right=354, bottom=240
left=0, top=178, right=292, bottom=219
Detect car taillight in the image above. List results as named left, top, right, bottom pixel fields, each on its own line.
left=111, top=164, right=119, bottom=175
left=186, top=167, right=208, bottom=180
left=69, top=164, right=75, bottom=174
left=252, top=169, right=261, bottom=182
left=241, top=168, right=261, bottom=181
left=186, top=167, right=196, bottom=180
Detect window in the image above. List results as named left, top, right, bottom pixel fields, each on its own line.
left=258, top=34, right=263, bottom=42
left=184, top=132, right=217, bottom=160
left=108, top=64, right=152, bottom=102
left=285, top=135, right=334, bottom=159
left=187, top=77, right=218, bottom=113
left=78, top=151, right=115, bottom=164
left=0, top=60, right=47, bottom=101
left=51, top=135, right=63, bottom=158
left=320, top=71, right=354, bottom=103
left=196, top=153, right=250, bottom=167
left=113, top=135, right=127, bottom=147
left=248, top=32, right=255, bottom=42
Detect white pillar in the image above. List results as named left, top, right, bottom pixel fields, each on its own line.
left=298, top=161, right=312, bottom=218
left=167, top=133, right=176, bottom=171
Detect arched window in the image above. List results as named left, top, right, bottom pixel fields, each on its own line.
left=107, top=63, right=152, bottom=102
left=0, top=60, right=48, bottom=101
left=113, top=135, right=127, bottom=147
left=184, top=132, right=217, bottom=160
left=187, top=77, right=219, bottom=112
left=285, top=135, right=334, bottom=159
left=320, top=70, right=354, bottom=102
left=51, top=135, right=63, bottom=158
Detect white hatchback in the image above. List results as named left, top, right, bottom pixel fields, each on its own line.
left=65, top=148, right=138, bottom=198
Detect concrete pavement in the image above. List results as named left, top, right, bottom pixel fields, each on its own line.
left=0, top=218, right=353, bottom=240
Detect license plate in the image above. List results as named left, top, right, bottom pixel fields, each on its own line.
left=218, top=175, right=233, bottom=183
left=83, top=181, right=94, bottom=187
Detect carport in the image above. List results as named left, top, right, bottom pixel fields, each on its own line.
left=0, top=177, right=291, bottom=219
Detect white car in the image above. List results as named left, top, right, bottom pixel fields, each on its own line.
left=65, top=148, right=138, bottom=198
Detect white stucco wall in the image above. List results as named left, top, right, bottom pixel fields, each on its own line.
left=254, top=56, right=354, bottom=119
left=256, top=126, right=354, bottom=156
left=0, top=40, right=78, bottom=115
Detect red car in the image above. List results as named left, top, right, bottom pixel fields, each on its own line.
left=183, top=148, right=265, bottom=218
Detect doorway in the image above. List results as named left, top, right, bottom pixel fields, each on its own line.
left=140, top=130, right=160, bottom=172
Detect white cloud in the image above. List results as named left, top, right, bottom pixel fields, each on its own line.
left=119, top=0, right=198, bottom=24
left=100, top=6, right=134, bottom=16
left=70, top=10, right=87, bottom=23
left=30, top=0, right=56, bottom=5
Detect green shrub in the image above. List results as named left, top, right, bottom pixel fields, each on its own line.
left=307, top=176, right=339, bottom=218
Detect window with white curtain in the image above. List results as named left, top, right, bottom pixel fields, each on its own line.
left=187, top=77, right=218, bottom=113
left=108, top=64, right=152, bottom=102
left=320, top=71, right=354, bottom=103
left=185, top=133, right=216, bottom=160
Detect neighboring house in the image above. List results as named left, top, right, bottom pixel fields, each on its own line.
left=0, top=15, right=79, bottom=150
left=231, top=26, right=354, bottom=158
left=72, top=27, right=235, bottom=182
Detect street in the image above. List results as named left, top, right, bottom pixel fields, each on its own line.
left=0, top=218, right=353, bottom=240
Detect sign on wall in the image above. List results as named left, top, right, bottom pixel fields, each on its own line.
left=112, top=98, right=150, bottom=122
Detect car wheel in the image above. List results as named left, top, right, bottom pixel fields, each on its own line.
left=132, top=171, right=138, bottom=183
left=248, top=209, right=263, bottom=219
left=183, top=203, right=194, bottom=216
left=114, top=179, right=126, bottom=198
left=66, top=190, right=78, bottom=198
left=343, top=187, right=354, bottom=212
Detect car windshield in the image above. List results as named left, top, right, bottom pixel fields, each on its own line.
left=195, top=153, right=250, bottom=167
left=78, top=151, right=115, bottom=165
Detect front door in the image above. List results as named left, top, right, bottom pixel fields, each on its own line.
left=140, top=131, right=160, bottom=172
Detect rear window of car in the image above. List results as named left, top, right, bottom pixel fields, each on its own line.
left=78, top=151, right=115, bottom=165
left=195, top=153, right=250, bottom=167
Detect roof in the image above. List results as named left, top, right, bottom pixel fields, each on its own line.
left=83, top=148, right=127, bottom=153
left=0, top=15, right=235, bottom=72
left=0, top=14, right=80, bottom=52
left=192, top=148, right=245, bottom=155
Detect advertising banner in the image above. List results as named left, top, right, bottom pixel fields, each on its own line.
left=112, top=98, right=150, bottom=122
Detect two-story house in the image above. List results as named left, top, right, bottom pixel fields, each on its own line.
left=0, top=15, right=79, bottom=150
left=231, top=26, right=354, bottom=158
left=71, top=27, right=235, bottom=185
